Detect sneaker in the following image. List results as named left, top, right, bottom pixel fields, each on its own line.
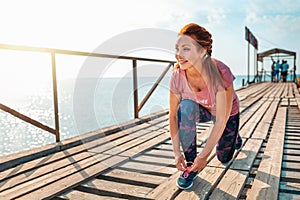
left=235, top=135, right=243, bottom=150
left=176, top=166, right=198, bottom=190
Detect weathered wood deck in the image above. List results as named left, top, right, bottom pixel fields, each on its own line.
left=0, top=82, right=300, bottom=200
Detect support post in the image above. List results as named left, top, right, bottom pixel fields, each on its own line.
left=51, top=52, right=60, bottom=142
left=247, top=42, right=250, bottom=85
left=294, top=55, right=297, bottom=82
left=133, top=59, right=138, bottom=118
left=254, top=48, right=257, bottom=83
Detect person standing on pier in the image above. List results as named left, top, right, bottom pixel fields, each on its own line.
left=274, top=60, right=281, bottom=82
left=169, top=23, right=242, bottom=190
left=271, top=56, right=276, bottom=82
left=281, top=60, right=289, bottom=82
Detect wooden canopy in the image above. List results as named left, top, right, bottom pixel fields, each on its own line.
left=257, top=48, right=296, bottom=62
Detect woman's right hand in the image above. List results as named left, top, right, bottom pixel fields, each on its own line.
left=174, top=153, right=187, bottom=171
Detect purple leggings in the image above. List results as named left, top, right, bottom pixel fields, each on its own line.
left=178, top=99, right=241, bottom=163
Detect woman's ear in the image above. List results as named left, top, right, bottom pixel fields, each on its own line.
left=199, top=48, right=207, bottom=58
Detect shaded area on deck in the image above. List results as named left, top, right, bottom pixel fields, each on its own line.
left=0, top=82, right=300, bottom=199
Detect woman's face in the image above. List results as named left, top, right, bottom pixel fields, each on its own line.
left=175, top=35, right=205, bottom=70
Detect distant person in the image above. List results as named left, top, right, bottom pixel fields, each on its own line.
left=271, top=57, right=276, bottom=82
left=274, top=60, right=281, bottom=82
left=169, top=23, right=242, bottom=190
left=281, top=60, right=289, bottom=82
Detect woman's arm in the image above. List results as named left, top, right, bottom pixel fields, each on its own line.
left=169, top=91, right=186, bottom=171
left=191, top=84, right=234, bottom=172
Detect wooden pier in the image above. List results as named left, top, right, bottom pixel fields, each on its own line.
left=0, top=82, right=300, bottom=200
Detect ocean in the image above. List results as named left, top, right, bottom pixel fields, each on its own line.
left=0, top=73, right=292, bottom=156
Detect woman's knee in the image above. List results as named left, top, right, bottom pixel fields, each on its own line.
left=178, top=99, right=198, bottom=116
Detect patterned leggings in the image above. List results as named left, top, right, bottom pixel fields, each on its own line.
left=178, top=99, right=241, bottom=163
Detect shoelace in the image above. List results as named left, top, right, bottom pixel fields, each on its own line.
left=183, top=166, right=192, bottom=178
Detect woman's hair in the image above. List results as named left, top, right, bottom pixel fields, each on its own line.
left=175, top=23, right=224, bottom=94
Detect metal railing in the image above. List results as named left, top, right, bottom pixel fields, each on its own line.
left=0, top=43, right=175, bottom=142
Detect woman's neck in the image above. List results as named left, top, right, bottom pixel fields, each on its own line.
left=185, top=65, right=205, bottom=79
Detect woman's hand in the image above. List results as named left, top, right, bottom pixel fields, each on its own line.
left=175, top=154, right=187, bottom=171
left=190, top=156, right=207, bottom=172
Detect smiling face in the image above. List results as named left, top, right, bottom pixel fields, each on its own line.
left=175, top=35, right=206, bottom=70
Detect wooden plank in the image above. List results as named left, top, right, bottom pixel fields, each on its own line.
left=286, top=129, right=300, bottom=134
left=239, top=122, right=257, bottom=138
left=251, top=99, right=279, bottom=139
left=282, top=161, right=300, bottom=170
left=153, top=143, right=174, bottom=151
left=79, top=178, right=153, bottom=199
left=117, top=161, right=177, bottom=175
left=239, top=100, right=263, bottom=126
left=144, top=148, right=175, bottom=158
left=240, top=100, right=272, bottom=138
left=103, top=130, right=165, bottom=155
left=119, top=131, right=170, bottom=157
left=288, top=83, right=294, bottom=98
left=103, top=168, right=166, bottom=185
left=283, top=155, right=300, bottom=162
left=246, top=107, right=287, bottom=200
left=290, top=100, right=298, bottom=107
left=281, top=170, right=300, bottom=180
left=281, top=98, right=289, bottom=107
left=284, top=149, right=300, bottom=155
left=284, top=143, right=300, bottom=149
left=133, top=155, right=174, bottom=166
left=280, top=182, right=300, bottom=193
left=278, top=192, right=300, bottom=200
left=209, top=169, right=249, bottom=200
left=230, top=138, right=263, bottom=171
left=292, top=84, right=300, bottom=111
left=281, top=83, right=289, bottom=98
left=60, top=189, right=124, bottom=200
left=87, top=129, right=152, bottom=154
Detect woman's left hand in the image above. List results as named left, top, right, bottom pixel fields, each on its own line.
left=190, top=156, right=207, bottom=172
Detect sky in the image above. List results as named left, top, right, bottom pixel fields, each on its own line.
left=0, top=0, right=300, bottom=81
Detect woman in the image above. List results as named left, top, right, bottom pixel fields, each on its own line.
left=169, top=23, right=242, bottom=190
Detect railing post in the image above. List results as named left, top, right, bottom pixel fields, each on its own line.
left=247, top=42, right=250, bottom=85
left=133, top=59, right=138, bottom=119
left=51, top=52, right=60, bottom=142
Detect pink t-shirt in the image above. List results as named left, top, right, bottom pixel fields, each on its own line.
left=170, top=59, right=239, bottom=116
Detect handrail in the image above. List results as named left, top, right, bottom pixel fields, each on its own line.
left=0, top=43, right=174, bottom=63
left=0, top=43, right=175, bottom=142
